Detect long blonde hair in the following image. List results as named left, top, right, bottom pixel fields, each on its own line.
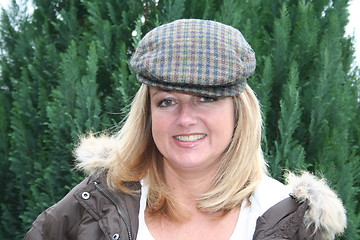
left=76, top=84, right=267, bottom=219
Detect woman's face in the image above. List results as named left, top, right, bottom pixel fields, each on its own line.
left=149, top=87, right=235, bottom=173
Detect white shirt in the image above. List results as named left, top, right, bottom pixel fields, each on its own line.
left=137, top=176, right=290, bottom=240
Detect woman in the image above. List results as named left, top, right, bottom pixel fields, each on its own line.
left=25, top=19, right=346, bottom=240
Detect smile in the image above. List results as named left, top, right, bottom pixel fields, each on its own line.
left=174, top=134, right=206, bottom=142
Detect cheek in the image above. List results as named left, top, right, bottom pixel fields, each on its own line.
left=221, top=117, right=235, bottom=140
left=217, top=104, right=235, bottom=141
left=151, top=113, right=160, bottom=139
left=151, top=111, right=169, bottom=147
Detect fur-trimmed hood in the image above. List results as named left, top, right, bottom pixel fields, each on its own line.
left=285, top=172, right=347, bottom=239
left=74, top=136, right=347, bottom=239
left=74, top=134, right=119, bottom=176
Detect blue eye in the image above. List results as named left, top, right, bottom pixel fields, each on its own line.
left=158, top=98, right=175, bottom=107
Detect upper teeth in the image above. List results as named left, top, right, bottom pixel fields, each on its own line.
left=175, top=134, right=206, bottom=142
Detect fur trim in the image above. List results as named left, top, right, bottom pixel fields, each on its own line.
left=73, top=134, right=118, bottom=176
left=286, top=171, right=347, bottom=239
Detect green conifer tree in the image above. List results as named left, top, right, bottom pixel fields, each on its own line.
left=0, top=0, right=358, bottom=239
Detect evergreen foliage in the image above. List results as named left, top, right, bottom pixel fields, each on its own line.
left=0, top=0, right=358, bottom=239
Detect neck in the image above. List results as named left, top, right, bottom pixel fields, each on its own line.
left=163, top=160, right=218, bottom=210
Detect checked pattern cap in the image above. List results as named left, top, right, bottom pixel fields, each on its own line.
left=130, top=19, right=256, bottom=97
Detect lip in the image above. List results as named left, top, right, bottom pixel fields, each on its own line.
left=173, top=133, right=207, bottom=148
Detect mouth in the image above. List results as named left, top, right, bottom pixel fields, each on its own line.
left=174, top=134, right=206, bottom=142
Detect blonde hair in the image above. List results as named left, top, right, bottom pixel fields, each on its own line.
left=77, top=84, right=267, bottom=219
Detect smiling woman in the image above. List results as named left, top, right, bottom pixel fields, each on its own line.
left=24, top=19, right=346, bottom=240
left=149, top=87, right=235, bottom=171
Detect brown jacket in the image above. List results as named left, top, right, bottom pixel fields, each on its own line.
left=24, top=172, right=346, bottom=240
left=25, top=175, right=141, bottom=240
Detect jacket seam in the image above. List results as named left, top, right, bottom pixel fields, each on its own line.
left=94, top=181, right=133, bottom=240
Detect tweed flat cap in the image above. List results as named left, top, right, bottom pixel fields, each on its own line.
left=130, top=19, right=256, bottom=97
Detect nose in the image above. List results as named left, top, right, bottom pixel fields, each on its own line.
left=176, top=103, right=197, bottom=127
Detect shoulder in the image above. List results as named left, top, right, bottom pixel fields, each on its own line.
left=25, top=174, right=142, bottom=240
left=234, top=175, right=290, bottom=239
left=24, top=177, right=95, bottom=239
left=253, top=195, right=316, bottom=239
left=252, top=172, right=347, bottom=240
